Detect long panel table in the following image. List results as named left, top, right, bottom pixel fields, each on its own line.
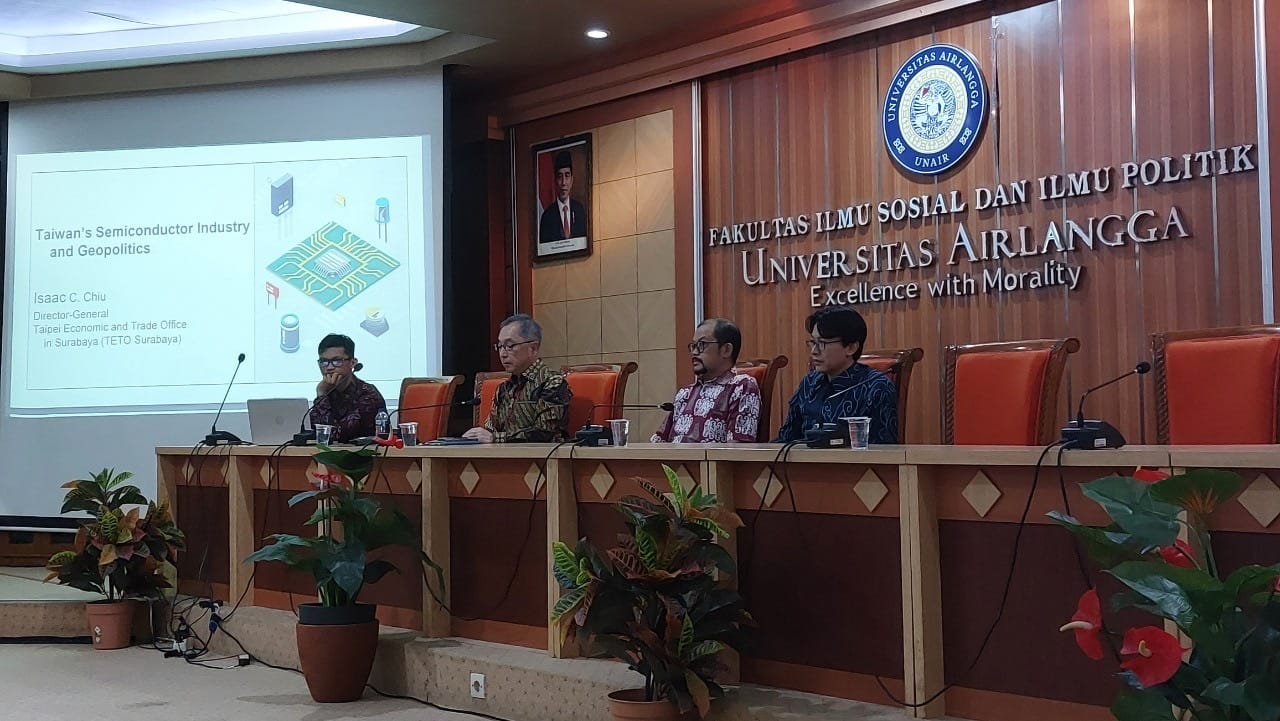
left=157, top=443, right=1280, bottom=721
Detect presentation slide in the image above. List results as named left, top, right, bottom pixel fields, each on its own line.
left=8, top=136, right=430, bottom=414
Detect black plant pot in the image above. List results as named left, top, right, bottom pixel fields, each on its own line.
left=297, top=602, right=377, bottom=626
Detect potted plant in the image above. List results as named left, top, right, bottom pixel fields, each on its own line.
left=552, top=465, right=752, bottom=721
left=245, top=445, right=445, bottom=703
left=1052, top=469, right=1280, bottom=721
left=44, top=468, right=185, bottom=650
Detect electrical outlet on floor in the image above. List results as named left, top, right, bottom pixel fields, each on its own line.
left=469, top=672, right=486, bottom=700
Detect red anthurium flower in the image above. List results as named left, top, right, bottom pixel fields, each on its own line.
left=1133, top=467, right=1170, bottom=483
left=308, top=468, right=349, bottom=490
left=1157, top=539, right=1195, bottom=568
left=1059, top=588, right=1104, bottom=660
left=1120, top=627, right=1185, bottom=688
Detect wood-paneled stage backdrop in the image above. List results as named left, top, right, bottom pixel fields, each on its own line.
left=701, top=0, right=1268, bottom=443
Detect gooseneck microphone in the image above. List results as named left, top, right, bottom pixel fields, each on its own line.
left=575, top=403, right=675, bottom=446
left=1074, top=361, right=1151, bottom=427
left=292, top=387, right=338, bottom=446
left=1061, top=361, right=1151, bottom=450
left=205, top=353, right=247, bottom=446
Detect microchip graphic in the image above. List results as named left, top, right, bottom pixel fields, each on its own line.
left=267, top=222, right=399, bottom=310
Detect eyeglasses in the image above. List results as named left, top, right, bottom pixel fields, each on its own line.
left=494, top=340, right=537, bottom=353
left=317, top=357, right=351, bottom=368
left=687, top=340, right=724, bottom=354
left=806, top=338, right=843, bottom=353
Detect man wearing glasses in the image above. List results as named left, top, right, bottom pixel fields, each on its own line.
left=651, top=318, right=761, bottom=443
left=310, top=333, right=386, bottom=442
left=463, top=314, right=572, bottom=443
left=775, top=307, right=898, bottom=444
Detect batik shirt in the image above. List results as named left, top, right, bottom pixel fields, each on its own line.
left=651, top=369, right=762, bottom=443
left=775, top=363, right=898, bottom=444
left=310, top=376, right=386, bottom=442
left=484, top=358, right=572, bottom=442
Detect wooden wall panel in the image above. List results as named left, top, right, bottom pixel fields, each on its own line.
left=701, top=0, right=1264, bottom=444
left=1212, top=0, right=1263, bottom=329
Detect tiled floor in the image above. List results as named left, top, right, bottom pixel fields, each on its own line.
left=0, top=566, right=102, bottom=602
left=0, top=645, right=472, bottom=721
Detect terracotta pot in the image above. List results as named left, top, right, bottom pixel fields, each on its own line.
left=607, top=689, right=695, bottom=721
left=86, top=599, right=135, bottom=650
left=295, top=604, right=379, bottom=703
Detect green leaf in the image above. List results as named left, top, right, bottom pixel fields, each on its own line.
left=327, top=545, right=366, bottom=599
left=1106, top=560, right=1226, bottom=627
left=1048, top=511, right=1146, bottom=567
left=1205, top=677, right=1247, bottom=706
left=1081, top=476, right=1182, bottom=549
left=287, top=490, right=324, bottom=508
left=685, top=640, right=727, bottom=662
left=1243, top=675, right=1280, bottom=721
left=636, top=527, right=658, bottom=570
left=552, top=542, right=580, bottom=589
left=1225, top=565, right=1280, bottom=600
left=663, top=465, right=688, bottom=512
left=1149, top=469, right=1242, bottom=518
left=362, top=559, right=398, bottom=585
left=551, top=586, right=589, bottom=623
left=1111, top=689, right=1178, bottom=721
left=677, top=613, right=695, bottom=658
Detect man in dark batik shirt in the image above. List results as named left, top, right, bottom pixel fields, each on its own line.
left=775, top=307, right=898, bottom=444
left=463, top=314, right=572, bottom=443
left=309, top=333, right=386, bottom=442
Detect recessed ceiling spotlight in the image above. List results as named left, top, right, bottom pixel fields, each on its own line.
left=585, top=28, right=609, bottom=39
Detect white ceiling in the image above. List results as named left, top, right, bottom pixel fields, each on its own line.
left=0, top=0, right=441, bottom=72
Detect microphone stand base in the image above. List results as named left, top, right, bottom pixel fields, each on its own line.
left=575, top=425, right=611, bottom=447
left=804, top=421, right=849, bottom=449
left=292, top=431, right=316, bottom=446
left=204, top=430, right=246, bottom=446
left=1060, top=420, right=1127, bottom=450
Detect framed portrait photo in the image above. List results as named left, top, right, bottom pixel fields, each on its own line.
left=532, top=133, right=592, bottom=262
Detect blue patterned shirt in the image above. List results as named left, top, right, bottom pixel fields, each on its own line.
left=774, top=363, right=898, bottom=444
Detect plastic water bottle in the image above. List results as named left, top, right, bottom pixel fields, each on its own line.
left=375, top=409, right=390, bottom=438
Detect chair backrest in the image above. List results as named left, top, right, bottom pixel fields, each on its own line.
left=472, top=371, right=511, bottom=427
left=1152, top=324, right=1280, bottom=444
left=860, top=347, right=925, bottom=443
left=561, top=362, right=639, bottom=433
left=398, top=376, right=463, bottom=442
left=734, top=355, right=790, bottom=441
left=944, top=338, right=1080, bottom=445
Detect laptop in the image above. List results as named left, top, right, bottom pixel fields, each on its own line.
left=247, top=398, right=310, bottom=446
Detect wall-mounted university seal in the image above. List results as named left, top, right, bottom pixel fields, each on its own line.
left=883, top=44, right=988, bottom=175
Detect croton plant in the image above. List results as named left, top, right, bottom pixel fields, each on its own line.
left=45, top=468, right=185, bottom=601
left=551, top=465, right=753, bottom=718
left=1052, top=468, right=1280, bottom=721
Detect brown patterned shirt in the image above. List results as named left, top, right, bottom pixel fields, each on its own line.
left=484, top=358, right=572, bottom=443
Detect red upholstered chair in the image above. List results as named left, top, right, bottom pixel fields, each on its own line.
left=398, top=376, right=463, bottom=442
left=944, top=338, right=1080, bottom=445
left=861, top=347, right=925, bottom=443
left=1152, top=325, right=1280, bottom=444
left=561, top=362, right=640, bottom=433
left=472, top=371, right=511, bottom=427
left=734, top=355, right=790, bottom=441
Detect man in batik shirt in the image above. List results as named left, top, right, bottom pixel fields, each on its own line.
left=775, top=307, right=897, bottom=444
left=310, top=333, right=386, bottom=442
left=652, top=318, right=761, bottom=443
left=463, top=314, right=572, bottom=443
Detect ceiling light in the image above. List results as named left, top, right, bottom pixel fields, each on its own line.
left=585, top=29, right=609, bottom=39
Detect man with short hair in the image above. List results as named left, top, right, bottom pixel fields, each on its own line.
left=775, top=307, right=898, bottom=444
left=309, top=333, right=386, bottom=442
left=463, top=314, right=572, bottom=443
left=538, top=151, right=588, bottom=243
left=651, top=318, right=761, bottom=443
